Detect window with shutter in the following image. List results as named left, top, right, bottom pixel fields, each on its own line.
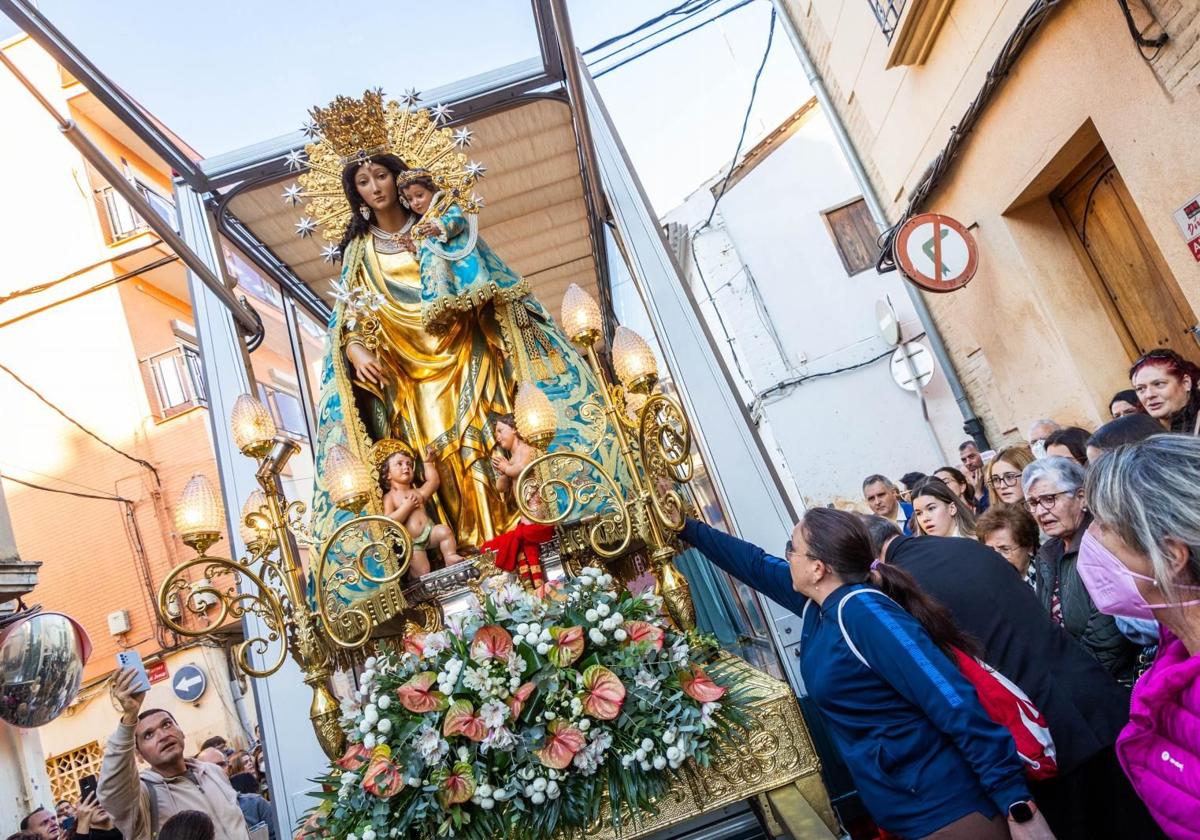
left=821, top=198, right=879, bottom=276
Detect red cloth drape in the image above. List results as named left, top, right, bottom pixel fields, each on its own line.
left=482, top=522, right=555, bottom=587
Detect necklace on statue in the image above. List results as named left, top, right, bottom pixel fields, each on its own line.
left=371, top=218, right=415, bottom=254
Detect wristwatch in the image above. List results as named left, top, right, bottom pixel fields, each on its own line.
left=1008, top=800, right=1037, bottom=823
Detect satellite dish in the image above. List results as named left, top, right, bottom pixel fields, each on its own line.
left=875, top=299, right=900, bottom=347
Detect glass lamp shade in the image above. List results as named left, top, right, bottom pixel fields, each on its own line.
left=514, top=382, right=557, bottom=449
left=325, top=444, right=372, bottom=511
left=231, top=394, right=277, bottom=456
left=560, top=283, right=603, bottom=346
left=175, top=474, right=224, bottom=552
left=612, top=326, right=659, bottom=394
left=239, top=490, right=268, bottom=547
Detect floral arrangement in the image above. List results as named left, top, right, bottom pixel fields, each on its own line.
left=296, top=568, right=752, bottom=840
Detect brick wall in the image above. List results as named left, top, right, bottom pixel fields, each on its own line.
left=1145, top=1, right=1200, bottom=97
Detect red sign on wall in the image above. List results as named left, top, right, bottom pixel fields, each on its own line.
left=146, top=660, right=170, bottom=685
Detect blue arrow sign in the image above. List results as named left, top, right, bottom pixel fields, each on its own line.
left=172, top=664, right=207, bottom=702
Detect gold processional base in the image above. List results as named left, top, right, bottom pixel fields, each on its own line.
left=352, top=538, right=840, bottom=840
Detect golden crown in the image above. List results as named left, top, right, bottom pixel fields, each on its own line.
left=308, top=89, right=390, bottom=166
left=369, top=438, right=415, bottom=469
left=396, top=168, right=438, bottom=188
left=293, top=89, right=487, bottom=244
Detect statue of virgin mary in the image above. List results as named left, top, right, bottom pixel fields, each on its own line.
left=302, top=91, right=626, bottom=609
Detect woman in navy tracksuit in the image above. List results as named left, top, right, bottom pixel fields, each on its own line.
left=683, top=509, right=1054, bottom=839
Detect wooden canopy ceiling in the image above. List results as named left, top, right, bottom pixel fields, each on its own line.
left=224, top=98, right=597, bottom=323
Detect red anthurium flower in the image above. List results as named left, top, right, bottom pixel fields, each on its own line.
left=470, top=624, right=514, bottom=664
left=403, top=631, right=427, bottom=657
left=509, top=681, right=536, bottom=719
left=443, top=699, right=488, bottom=742
left=362, top=756, right=405, bottom=798
left=396, top=672, right=447, bottom=714
left=547, top=625, right=585, bottom=667
left=680, top=664, right=727, bottom=703
left=536, top=719, right=586, bottom=769
left=625, top=620, right=664, bottom=651
left=581, top=665, right=626, bottom=720
left=334, top=742, right=371, bottom=772
left=436, top=761, right=477, bottom=807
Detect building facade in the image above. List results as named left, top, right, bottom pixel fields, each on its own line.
left=664, top=98, right=966, bottom=505
left=778, top=0, right=1200, bottom=440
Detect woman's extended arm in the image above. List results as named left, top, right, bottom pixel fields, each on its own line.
left=681, top=518, right=808, bottom=615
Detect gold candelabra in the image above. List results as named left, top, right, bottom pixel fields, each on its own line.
left=514, top=283, right=698, bottom=630
left=157, top=394, right=411, bottom=759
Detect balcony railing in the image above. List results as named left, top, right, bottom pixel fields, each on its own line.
left=97, top=180, right=179, bottom=242
left=869, top=0, right=907, bottom=43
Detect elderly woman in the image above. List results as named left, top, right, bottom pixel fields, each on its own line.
left=1023, top=457, right=1140, bottom=683
left=1130, top=348, right=1200, bottom=434
left=987, top=444, right=1035, bottom=509
left=1084, top=435, right=1200, bottom=838
left=975, top=505, right=1040, bottom=588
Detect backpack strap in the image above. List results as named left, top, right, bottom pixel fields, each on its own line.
left=141, top=777, right=161, bottom=839
left=835, top=587, right=898, bottom=669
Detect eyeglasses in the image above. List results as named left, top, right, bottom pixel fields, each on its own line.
left=1024, top=490, right=1074, bottom=513
left=990, top=544, right=1028, bottom=558
left=783, top=539, right=819, bottom=563
left=990, top=472, right=1022, bottom=488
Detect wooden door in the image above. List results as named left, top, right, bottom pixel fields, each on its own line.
left=1054, top=151, right=1199, bottom=363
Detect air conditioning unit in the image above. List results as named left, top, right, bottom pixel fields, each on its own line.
left=107, top=609, right=131, bottom=636
left=189, top=577, right=220, bottom=611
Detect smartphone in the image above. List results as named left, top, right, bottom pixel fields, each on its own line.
left=116, top=650, right=152, bottom=694
left=79, top=773, right=98, bottom=802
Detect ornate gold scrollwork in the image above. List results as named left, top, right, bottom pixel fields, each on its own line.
left=157, top=556, right=289, bottom=678
left=638, top=393, right=693, bottom=533
left=314, top=515, right=412, bottom=650
left=515, top=451, right=632, bottom=559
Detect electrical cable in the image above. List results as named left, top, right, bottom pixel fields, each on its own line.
left=593, top=0, right=758, bottom=79
left=0, top=361, right=161, bottom=484
left=0, top=472, right=131, bottom=503
left=1116, top=0, right=1168, bottom=59
left=588, top=0, right=722, bottom=65
left=583, top=0, right=716, bottom=55
left=0, top=239, right=163, bottom=305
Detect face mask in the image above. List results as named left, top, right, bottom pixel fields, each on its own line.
left=1077, top=531, right=1200, bottom=620
left=1031, top=440, right=1047, bottom=459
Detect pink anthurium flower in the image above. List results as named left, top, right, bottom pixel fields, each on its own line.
left=442, top=699, right=488, bottom=742
left=334, top=742, right=371, bottom=772
left=362, top=755, right=405, bottom=798
left=436, top=761, right=477, bottom=807
left=581, top=665, right=626, bottom=720
left=624, top=621, right=664, bottom=651
left=547, top=625, right=585, bottom=667
left=536, top=719, right=586, bottom=769
left=680, top=664, right=727, bottom=703
left=509, top=681, right=536, bottom=719
left=470, top=624, right=514, bottom=664
left=396, top=672, right=447, bottom=714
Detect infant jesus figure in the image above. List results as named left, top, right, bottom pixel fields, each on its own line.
left=376, top=440, right=464, bottom=577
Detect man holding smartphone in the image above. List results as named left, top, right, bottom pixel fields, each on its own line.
left=98, top=668, right=251, bottom=840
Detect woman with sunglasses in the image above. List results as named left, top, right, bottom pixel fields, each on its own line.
left=1130, top=348, right=1200, bottom=434
left=681, top=512, right=1051, bottom=839
left=1023, top=457, right=1140, bottom=683
left=987, top=444, right=1035, bottom=509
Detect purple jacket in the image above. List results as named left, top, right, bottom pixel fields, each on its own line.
left=1116, top=627, right=1200, bottom=839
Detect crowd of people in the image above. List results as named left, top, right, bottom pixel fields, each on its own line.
left=685, top=348, right=1200, bottom=838
left=11, top=674, right=273, bottom=840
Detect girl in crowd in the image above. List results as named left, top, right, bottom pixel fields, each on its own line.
left=1108, top=389, right=1141, bottom=419
left=1044, top=427, right=1091, bottom=467
left=912, top=478, right=977, bottom=538
left=681, top=510, right=1051, bottom=839
left=987, top=444, right=1035, bottom=509
left=976, top=505, right=1040, bottom=589
left=933, top=466, right=981, bottom=514
left=1130, top=348, right=1200, bottom=434
left=1084, top=436, right=1200, bottom=838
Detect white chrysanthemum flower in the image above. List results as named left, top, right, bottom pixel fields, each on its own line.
left=588, top=628, right=606, bottom=645
left=596, top=603, right=610, bottom=618
left=377, top=694, right=390, bottom=711
left=614, top=628, right=628, bottom=642
left=653, top=755, right=667, bottom=770
left=362, top=732, right=376, bottom=750
left=377, top=717, right=392, bottom=734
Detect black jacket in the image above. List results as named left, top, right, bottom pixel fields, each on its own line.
left=1034, top=516, right=1140, bottom=684
left=886, top=535, right=1130, bottom=773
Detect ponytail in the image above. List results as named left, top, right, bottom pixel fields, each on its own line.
left=870, top=563, right=981, bottom=659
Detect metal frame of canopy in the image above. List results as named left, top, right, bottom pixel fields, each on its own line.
left=2, top=0, right=840, bottom=835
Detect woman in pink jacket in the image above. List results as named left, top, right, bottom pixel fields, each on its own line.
left=1083, top=435, right=1200, bottom=839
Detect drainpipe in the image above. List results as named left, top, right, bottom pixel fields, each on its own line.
left=771, top=1, right=987, bottom=448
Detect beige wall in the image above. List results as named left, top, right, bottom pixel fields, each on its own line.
left=782, top=0, right=1200, bottom=440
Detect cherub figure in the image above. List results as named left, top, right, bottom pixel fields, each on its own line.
left=490, top=413, right=540, bottom=517
left=484, top=414, right=553, bottom=587
left=378, top=441, right=464, bottom=577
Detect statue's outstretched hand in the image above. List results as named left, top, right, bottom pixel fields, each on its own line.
left=347, top=342, right=386, bottom=387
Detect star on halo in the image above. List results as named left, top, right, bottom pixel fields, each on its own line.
left=301, top=119, right=320, bottom=140
left=400, top=88, right=421, bottom=108
left=465, top=161, right=488, bottom=179
left=284, top=149, right=307, bottom=171
left=320, top=243, right=341, bottom=263
left=452, top=127, right=474, bottom=149
left=470, top=193, right=486, bottom=209
left=430, top=103, right=453, bottom=124
left=281, top=184, right=303, bottom=206
left=295, top=217, right=317, bottom=238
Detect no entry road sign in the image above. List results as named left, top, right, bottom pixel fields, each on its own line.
left=894, top=213, right=978, bottom=293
